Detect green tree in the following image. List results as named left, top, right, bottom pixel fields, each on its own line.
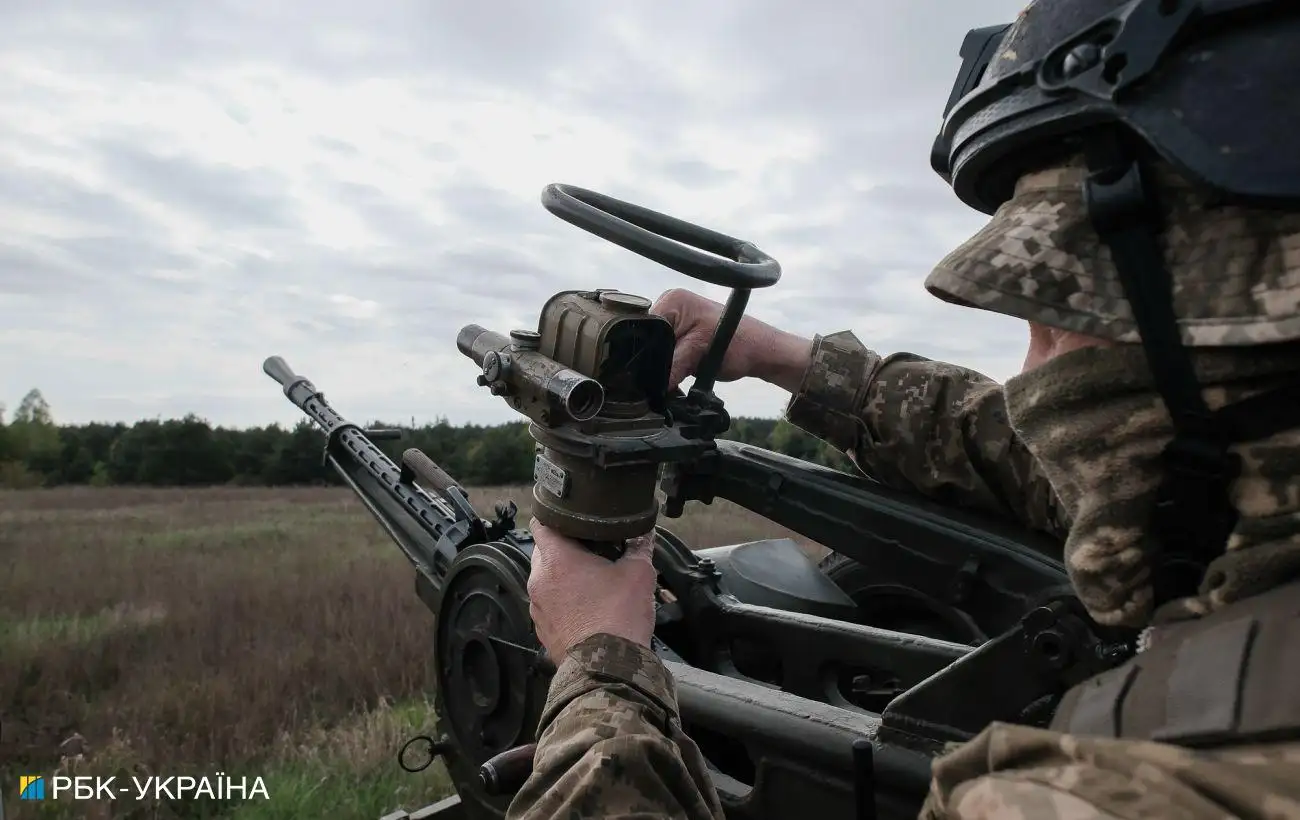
left=106, top=420, right=162, bottom=484
left=13, top=389, right=53, bottom=425
left=156, top=414, right=233, bottom=485
left=263, top=420, right=333, bottom=485
left=219, top=424, right=287, bottom=485
left=6, top=389, right=61, bottom=484
left=463, top=423, right=534, bottom=485
left=62, top=445, right=97, bottom=484
left=0, top=401, right=11, bottom=464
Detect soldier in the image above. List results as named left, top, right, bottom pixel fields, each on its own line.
left=509, top=0, right=1300, bottom=818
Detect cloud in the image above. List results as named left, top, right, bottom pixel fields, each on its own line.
left=0, top=0, right=1032, bottom=429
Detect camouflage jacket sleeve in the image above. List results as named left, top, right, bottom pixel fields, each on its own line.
left=506, top=633, right=725, bottom=820
left=784, top=331, right=1069, bottom=539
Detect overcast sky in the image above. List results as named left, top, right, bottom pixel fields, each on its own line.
left=1, top=0, right=1032, bottom=429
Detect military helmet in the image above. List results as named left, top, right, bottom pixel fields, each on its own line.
left=932, top=0, right=1300, bottom=216
left=925, top=0, right=1300, bottom=348
left=924, top=0, right=1300, bottom=609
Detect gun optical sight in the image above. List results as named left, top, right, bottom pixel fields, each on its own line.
left=457, top=325, right=605, bottom=424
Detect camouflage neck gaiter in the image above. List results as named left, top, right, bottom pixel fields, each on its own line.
left=1003, top=343, right=1300, bottom=629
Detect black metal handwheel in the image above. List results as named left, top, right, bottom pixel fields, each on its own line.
left=541, top=183, right=781, bottom=394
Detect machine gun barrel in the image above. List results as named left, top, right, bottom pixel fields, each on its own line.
left=264, top=355, right=361, bottom=440
left=261, top=355, right=479, bottom=592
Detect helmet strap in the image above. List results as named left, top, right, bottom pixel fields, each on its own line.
left=1081, top=128, right=1242, bottom=607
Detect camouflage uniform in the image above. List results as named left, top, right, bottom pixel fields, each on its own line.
left=507, top=151, right=1300, bottom=820
left=506, top=635, right=724, bottom=819
left=914, top=157, right=1300, bottom=820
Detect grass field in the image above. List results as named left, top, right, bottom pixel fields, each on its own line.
left=1, top=485, right=826, bottom=819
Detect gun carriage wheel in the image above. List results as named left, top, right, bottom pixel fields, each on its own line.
left=432, top=543, right=548, bottom=819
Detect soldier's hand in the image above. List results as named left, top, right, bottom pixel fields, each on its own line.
left=527, top=519, right=658, bottom=660
left=651, top=288, right=814, bottom=394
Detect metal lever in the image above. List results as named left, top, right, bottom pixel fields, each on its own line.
left=479, top=744, right=538, bottom=796
left=401, top=448, right=460, bottom=494
left=853, top=738, right=877, bottom=820
left=399, top=734, right=454, bottom=774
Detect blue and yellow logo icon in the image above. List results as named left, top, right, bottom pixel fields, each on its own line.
left=20, top=775, right=45, bottom=800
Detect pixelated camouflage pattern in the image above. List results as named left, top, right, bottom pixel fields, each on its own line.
left=506, top=633, right=723, bottom=820
left=785, top=330, right=1069, bottom=539
left=920, top=721, right=1300, bottom=820
left=1004, top=342, right=1300, bottom=628
left=539, top=630, right=680, bottom=718
left=789, top=331, right=1300, bottom=819
left=925, top=155, right=1300, bottom=347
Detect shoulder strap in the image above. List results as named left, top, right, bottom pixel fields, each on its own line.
left=1083, top=129, right=1300, bottom=607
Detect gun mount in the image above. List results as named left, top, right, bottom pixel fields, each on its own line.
left=266, top=184, right=1133, bottom=820
left=455, top=185, right=778, bottom=558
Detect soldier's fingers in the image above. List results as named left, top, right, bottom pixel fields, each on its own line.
left=621, top=531, right=656, bottom=563
left=669, top=337, right=709, bottom=392
left=530, top=519, right=584, bottom=559
left=650, top=288, right=692, bottom=332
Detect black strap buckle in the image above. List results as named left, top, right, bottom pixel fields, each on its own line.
left=1084, top=157, right=1158, bottom=234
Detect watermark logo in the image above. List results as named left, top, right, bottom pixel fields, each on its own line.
left=19, top=776, right=45, bottom=801
left=13, top=774, right=268, bottom=802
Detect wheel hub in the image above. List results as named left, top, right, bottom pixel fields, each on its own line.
left=433, top=542, right=549, bottom=818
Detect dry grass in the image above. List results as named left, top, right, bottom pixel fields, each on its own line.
left=0, top=485, right=820, bottom=819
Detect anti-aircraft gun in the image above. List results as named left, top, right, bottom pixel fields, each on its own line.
left=265, top=184, right=1134, bottom=820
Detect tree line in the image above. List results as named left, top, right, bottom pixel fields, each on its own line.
left=0, top=389, right=853, bottom=489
